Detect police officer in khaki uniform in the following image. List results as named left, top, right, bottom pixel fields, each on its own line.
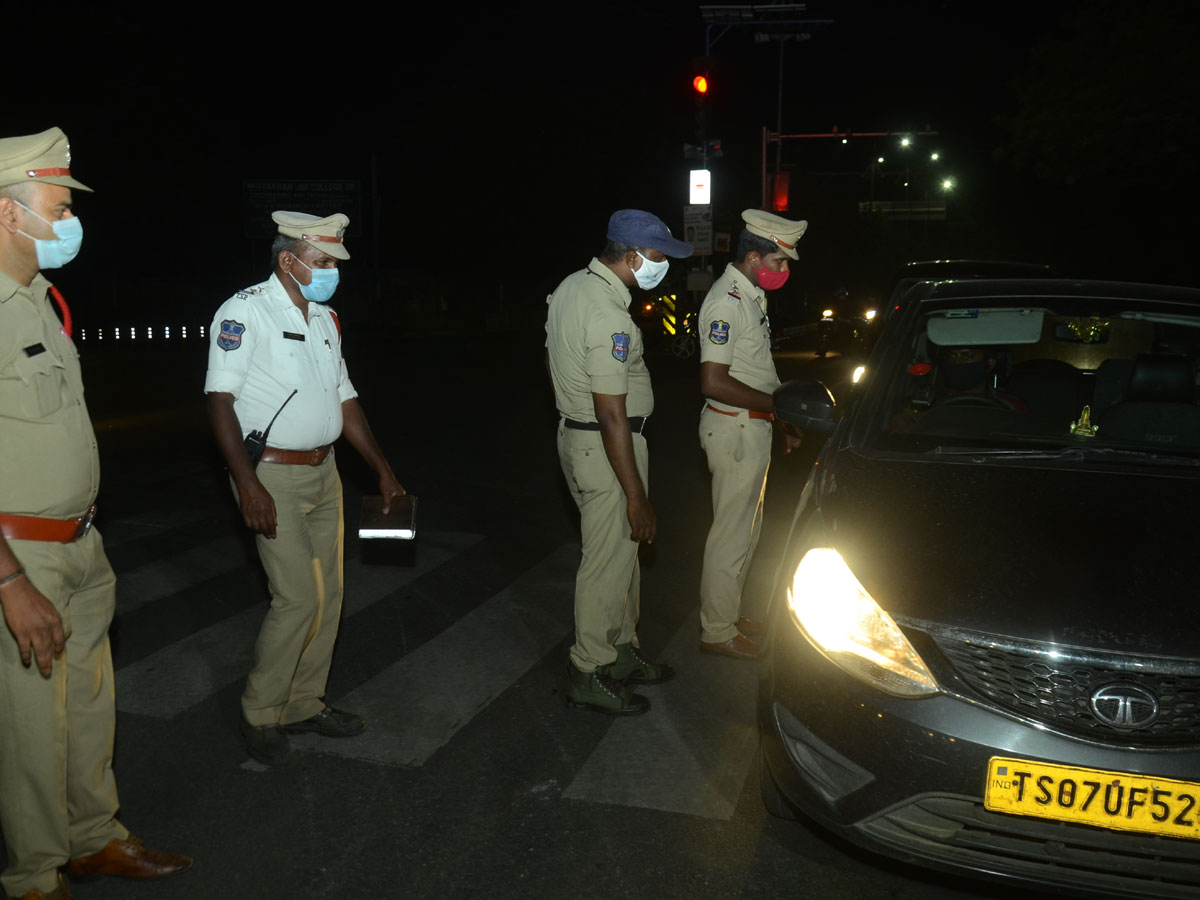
left=205, top=211, right=404, bottom=765
left=697, top=209, right=807, bottom=660
left=0, top=128, right=191, bottom=900
left=546, top=210, right=692, bottom=714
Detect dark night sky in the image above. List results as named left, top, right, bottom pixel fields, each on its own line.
left=14, top=1, right=1200, bottom=328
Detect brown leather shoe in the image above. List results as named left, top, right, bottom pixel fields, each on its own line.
left=736, top=616, right=765, bottom=637
left=6, top=873, right=72, bottom=899
left=64, top=836, right=192, bottom=880
left=700, top=633, right=761, bottom=660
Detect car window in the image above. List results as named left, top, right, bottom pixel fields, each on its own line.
left=869, top=296, right=1200, bottom=458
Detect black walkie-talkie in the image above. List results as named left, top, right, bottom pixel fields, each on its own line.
left=244, top=389, right=298, bottom=466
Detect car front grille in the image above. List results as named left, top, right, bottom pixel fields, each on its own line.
left=864, top=795, right=1200, bottom=899
left=927, top=628, right=1200, bottom=747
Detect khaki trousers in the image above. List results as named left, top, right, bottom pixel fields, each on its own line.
left=235, top=454, right=344, bottom=727
left=699, top=408, right=772, bottom=643
left=557, top=421, right=648, bottom=672
left=0, top=528, right=126, bottom=897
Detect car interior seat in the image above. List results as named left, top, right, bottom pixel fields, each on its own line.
left=1097, top=354, right=1200, bottom=448
left=1008, top=358, right=1089, bottom=426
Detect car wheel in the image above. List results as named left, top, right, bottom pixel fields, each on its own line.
left=759, top=741, right=798, bottom=820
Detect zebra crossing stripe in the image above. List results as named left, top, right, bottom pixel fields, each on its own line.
left=562, top=609, right=758, bottom=820
left=114, top=531, right=482, bottom=718
left=288, top=543, right=580, bottom=767
left=113, top=534, right=246, bottom=615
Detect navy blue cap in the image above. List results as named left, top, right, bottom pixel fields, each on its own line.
left=606, top=209, right=693, bottom=259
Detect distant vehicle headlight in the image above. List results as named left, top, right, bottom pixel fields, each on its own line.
left=822, top=308, right=834, bottom=319
left=851, top=365, right=866, bottom=384
left=786, top=548, right=939, bottom=698
left=864, top=308, right=877, bottom=321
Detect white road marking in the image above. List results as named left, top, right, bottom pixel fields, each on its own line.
left=115, top=531, right=482, bottom=717
left=290, top=543, right=580, bottom=767
left=113, top=534, right=248, bottom=615
left=562, top=609, right=759, bottom=820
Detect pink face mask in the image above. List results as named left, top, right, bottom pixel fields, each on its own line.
left=754, top=263, right=790, bottom=291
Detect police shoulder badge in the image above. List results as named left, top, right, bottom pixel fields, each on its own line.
left=612, top=332, right=631, bottom=362
left=709, top=320, right=731, bottom=344
left=218, top=319, right=246, bottom=351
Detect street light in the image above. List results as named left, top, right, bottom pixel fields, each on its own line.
left=941, top=177, right=955, bottom=191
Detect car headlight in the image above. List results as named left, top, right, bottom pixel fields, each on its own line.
left=786, top=547, right=939, bottom=698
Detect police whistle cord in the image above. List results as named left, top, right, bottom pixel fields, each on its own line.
left=49, top=285, right=71, bottom=338
left=244, top=389, right=298, bottom=466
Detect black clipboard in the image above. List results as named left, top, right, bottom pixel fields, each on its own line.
left=358, top=495, right=417, bottom=540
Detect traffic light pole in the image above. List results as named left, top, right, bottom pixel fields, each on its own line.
left=699, top=3, right=833, bottom=212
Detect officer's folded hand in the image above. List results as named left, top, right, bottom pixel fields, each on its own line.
left=627, top=497, right=656, bottom=544
left=239, top=482, right=278, bottom=539
left=1, top=578, right=67, bottom=677
left=379, top=473, right=406, bottom=515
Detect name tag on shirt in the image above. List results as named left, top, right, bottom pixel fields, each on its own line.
left=282, top=332, right=305, bottom=342
left=23, top=343, right=46, bottom=357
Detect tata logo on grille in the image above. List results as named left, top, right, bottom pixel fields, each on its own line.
left=1089, top=684, right=1159, bottom=729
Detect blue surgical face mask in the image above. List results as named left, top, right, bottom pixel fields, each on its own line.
left=288, top=253, right=340, bottom=302
left=15, top=200, right=83, bottom=269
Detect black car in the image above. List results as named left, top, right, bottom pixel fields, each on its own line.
left=760, top=277, right=1200, bottom=898
left=881, top=259, right=1056, bottom=321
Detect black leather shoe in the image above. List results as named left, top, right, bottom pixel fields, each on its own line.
left=239, top=716, right=290, bottom=765
left=282, top=706, right=365, bottom=737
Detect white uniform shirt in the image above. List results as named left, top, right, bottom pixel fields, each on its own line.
left=699, top=263, right=780, bottom=412
left=204, top=273, right=357, bottom=449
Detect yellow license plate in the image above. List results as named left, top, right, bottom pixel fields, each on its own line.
left=985, top=757, right=1200, bottom=841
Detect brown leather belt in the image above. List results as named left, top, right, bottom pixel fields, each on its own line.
left=0, top=504, right=97, bottom=543
left=705, top=403, right=774, bottom=421
left=259, top=444, right=333, bottom=466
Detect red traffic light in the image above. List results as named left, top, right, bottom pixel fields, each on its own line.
left=692, top=75, right=709, bottom=94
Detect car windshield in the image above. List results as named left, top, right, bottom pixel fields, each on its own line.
left=868, top=291, right=1200, bottom=460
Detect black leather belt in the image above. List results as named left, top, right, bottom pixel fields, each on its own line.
left=564, top=416, right=649, bottom=434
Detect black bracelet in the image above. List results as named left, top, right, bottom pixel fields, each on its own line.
left=0, top=567, right=26, bottom=588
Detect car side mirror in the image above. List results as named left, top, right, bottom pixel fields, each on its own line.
left=773, top=379, right=837, bottom=434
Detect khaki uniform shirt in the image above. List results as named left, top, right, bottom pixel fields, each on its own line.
left=699, top=263, right=780, bottom=411
left=0, top=270, right=99, bottom=518
left=204, top=274, right=357, bottom=449
left=545, top=259, right=653, bottom=421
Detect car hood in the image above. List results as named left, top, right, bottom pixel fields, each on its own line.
left=820, top=449, right=1199, bottom=658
